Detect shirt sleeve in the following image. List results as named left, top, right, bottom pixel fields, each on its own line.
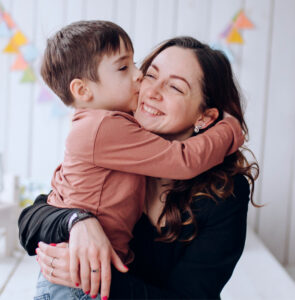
left=110, top=176, right=250, bottom=299
left=94, top=116, right=244, bottom=180
left=18, top=194, right=77, bottom=255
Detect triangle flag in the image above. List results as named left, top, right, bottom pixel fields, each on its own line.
left=20, top=66, right=36, bottom=83
left=210, top=43, right=234, bottom=63
left=12, top=30, right=28, bottom=47
left=234, top=11, right=254, bottom=29
left=0, top=20, right=11, bottom=38
left=11, top=53, right=28, bottom=70
left=220, top=23, right=233, bottom=39
left=2, top=12, right=15, bottom=29
left=226, top=27, right=244, bottom=44
left=38, top=86, right=55, bottom=103
left=20, top=44, right=38, bottom=62
left=3, top=39, right=19, bottom=53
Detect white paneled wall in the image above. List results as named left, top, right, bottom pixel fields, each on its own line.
left=0, top=0, right=294, bottom=266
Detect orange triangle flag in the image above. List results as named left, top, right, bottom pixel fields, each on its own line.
left=12, top=30, right=28, bottom=47
left=226, top=27, right=244, bottom=44
left=11, top=54, right=28, bottom=70
left=2, top=12, right=15, bottom=29
left=235, top=11, right=254, bottom=29
left=3, top=39, right=19, bottom=53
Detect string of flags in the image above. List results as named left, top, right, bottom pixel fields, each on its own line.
left=211, top=9, right=254, bottom=63
left=0, top=2, right=70, bottom=118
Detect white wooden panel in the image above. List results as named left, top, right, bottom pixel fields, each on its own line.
left=289, top=151, right=295, bottom=265
left=5, top=0, right=35, bottom=178
left=239, top=0, right=274, bottom=228
left=85, top=0, right=115, bottom=21
left=0, top=0, right=13, bottom=166
left=30, top=0, right=65, bottom=182
left=175, top=0, right=211, bottom=42
left=258, top=0, right=295, bottom=264
left=154, top=0, right=178, bottom=45
left=133, top=0, right=157, bottom=64
left=114, top=0, right=136, bottom=39
left=65, top=0, right=85, bottom=23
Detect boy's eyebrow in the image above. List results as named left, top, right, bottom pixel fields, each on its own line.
left=150, top=64, right=191, bottom=89
left=113, top=54, right=131, bottom=64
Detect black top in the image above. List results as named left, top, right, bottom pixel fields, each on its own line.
left=18, top=174, right=250, bottom=299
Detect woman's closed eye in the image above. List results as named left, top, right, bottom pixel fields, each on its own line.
left=145, top=73, right=156, bottom=79
left=170, top=85, right=184, bottom=94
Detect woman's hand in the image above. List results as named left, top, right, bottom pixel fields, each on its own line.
left=37, top=217, right=128, bottom=299
left=36, top=242, right=75, bottom=287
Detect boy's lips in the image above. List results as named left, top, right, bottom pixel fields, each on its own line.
left=141, top=103, right=164, bottom=116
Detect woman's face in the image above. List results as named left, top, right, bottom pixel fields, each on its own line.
left=134, top=46, right=204, bottom=140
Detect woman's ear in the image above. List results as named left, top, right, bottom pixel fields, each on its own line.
left=70, top=78, right=92, bottom=104
left=194, top=108, right=219, bottom=130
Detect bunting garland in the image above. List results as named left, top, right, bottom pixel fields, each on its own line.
left=0, top=3, right=37, bottom=83
left=0, top=2, right=70, bottom=119
left=212, top=9, right=254, bottom=63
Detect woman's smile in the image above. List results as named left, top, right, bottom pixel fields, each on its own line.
left=141, top=103, right=164, bottom=116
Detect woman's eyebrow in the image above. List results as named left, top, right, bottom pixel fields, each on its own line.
left=151, top=64, right=190, bottom=89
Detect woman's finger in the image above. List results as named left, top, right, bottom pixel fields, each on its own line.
left=69, top=247, right=81, bottom=287
left=38, top=242, right=67, bottom=258
left=100, top=255, right=111, bottom=300
left=111, top=248, right=129, bottom=273
left=89, top=262, right=101, bottom=298
left=79, top=256, right=91, bottom=294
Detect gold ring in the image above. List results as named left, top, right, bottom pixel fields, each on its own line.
left=50, top=267, right=54, bottom=277
left=50, top=257, right=56, bottom=268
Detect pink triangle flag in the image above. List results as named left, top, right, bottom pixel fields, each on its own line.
left=2, top=12, right=15, bottom=29
left=38, top=87, right=55, bottom=103
left=234, top=11, right=254, bottom=29
left=220, top=23, right=233, bottom=39
left=11, top=53, right=28, bottom=70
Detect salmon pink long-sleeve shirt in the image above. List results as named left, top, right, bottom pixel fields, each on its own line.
left=48, top=108, right=243, bottom=263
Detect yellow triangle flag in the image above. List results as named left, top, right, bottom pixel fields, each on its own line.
left=235, top=11, right=254, bottom=29
left=3, top=39, right=19, bottom=53
left=11, top=54, right=28, bottom=70
left=226, top=27, right=244, bottom=44
left=20, top=66, right=36, bottom=83
left=12, top=30, right=28, bottom=47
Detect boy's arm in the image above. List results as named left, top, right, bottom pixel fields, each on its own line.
left=93, top=115, right=243, bottom=179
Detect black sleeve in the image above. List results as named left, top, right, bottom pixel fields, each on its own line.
left=110, top=177, right=250, bottom=299
left=18, top=194, right=80, bottom=256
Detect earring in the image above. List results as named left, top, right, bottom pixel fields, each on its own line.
left=194, top=122, right=205, bottom=134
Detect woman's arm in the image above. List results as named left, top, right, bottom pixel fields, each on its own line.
left=18, top=194, right=76, bottom=255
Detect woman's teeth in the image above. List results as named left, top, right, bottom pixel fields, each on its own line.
left=143, top=104, right=162, bottom=116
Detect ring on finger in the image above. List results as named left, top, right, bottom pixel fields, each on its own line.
left=91, top=268, right=99, bottom=273
left=50, top=257, right=56, bottom=268
left=50, top=267, right=54, bottom=278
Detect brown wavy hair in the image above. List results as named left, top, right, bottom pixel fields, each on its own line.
left=141, top=37, right=259, bottom=243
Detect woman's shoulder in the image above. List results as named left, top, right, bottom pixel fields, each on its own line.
left=191, top=174, right=250, bottom=224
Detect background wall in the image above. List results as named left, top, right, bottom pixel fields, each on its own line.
left=0, top=0, right=294, bottom=267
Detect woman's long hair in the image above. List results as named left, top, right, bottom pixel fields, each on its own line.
left=141, top=37, right=259, bottom=243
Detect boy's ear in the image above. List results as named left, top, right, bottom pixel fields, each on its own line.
left=194, top=108, right=219, bottom=129
left=70, top=78, right=92, bottom=103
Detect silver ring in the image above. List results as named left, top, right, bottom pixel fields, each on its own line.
left=50, top=267, right=54, bottom=277
left=91, top=268, right=99, bottom=273
left=50, top=257, right=56, bottom=268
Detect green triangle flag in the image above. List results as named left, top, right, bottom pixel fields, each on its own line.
left=20, top=66, right=36, bottom=83
left=0, top=3, right=5, bottom=13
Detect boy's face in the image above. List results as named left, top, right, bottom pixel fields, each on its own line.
left=87, top=39, right=142, bottom=113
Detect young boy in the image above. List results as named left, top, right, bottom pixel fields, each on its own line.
left=42, top=20, right=242, bottom=273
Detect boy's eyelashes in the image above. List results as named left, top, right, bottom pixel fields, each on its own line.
left=118, top=65, right=128, bottom=71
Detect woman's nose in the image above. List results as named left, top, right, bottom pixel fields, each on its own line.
left=147, top=83, right=162, bottom=101
left=134, top=68, right=143, bottom=83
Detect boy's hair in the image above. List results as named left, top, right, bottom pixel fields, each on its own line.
left=41, top=20, right=133, bottom=106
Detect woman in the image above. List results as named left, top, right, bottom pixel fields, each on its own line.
left=19, top=37, right=258, bottom=299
